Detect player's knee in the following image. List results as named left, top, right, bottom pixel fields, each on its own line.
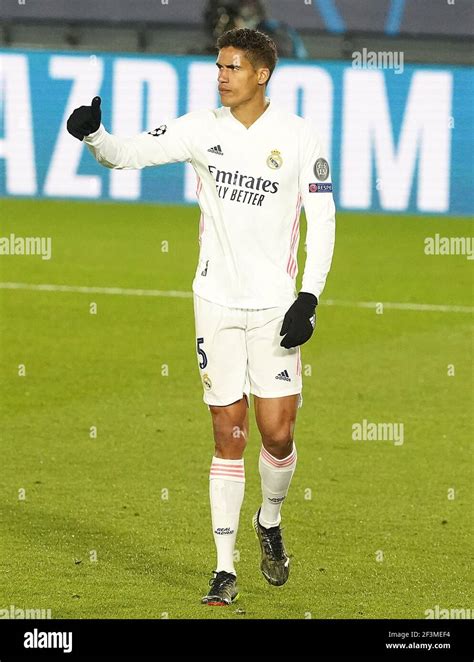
left=213, top=420, right=247, bottom=445
left=213, top=424, right=247, bottom=458
left=209, top=403, right=248, bottom=456
left=261, top=432, right=293, bottom=458
left=214, top=438, right=247, bottom=459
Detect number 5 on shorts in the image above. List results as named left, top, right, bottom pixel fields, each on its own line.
left=197, top=337, right=208, bottom=369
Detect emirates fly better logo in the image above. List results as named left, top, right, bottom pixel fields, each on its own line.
left=208, top=165, right=280, bottom=207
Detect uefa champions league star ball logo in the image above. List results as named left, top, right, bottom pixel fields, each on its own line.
left=202, top=374, right=212, bottom=390
left=266, top=149, right=283, bottom=169
left=148, top=125, right=167, bottom=137
left=314, top=157, right=329, bottom=181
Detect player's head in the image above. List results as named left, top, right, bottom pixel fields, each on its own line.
left=216, top=28, right=278, bottom=107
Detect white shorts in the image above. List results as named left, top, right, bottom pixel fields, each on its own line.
left=193, top=293, right=303, bottom=407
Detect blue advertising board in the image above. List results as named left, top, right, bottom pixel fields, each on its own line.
left=0, top=49, right=472, bottom=215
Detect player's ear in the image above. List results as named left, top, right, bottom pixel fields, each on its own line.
left=257, top=68, right=270, bottom=86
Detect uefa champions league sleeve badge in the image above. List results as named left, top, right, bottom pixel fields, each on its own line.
left=314, top=157, right=329, bottom=181
left=148, top=125, right=167, bottom=137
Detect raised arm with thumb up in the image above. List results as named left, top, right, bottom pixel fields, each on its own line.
left=67, top=96, right=102, bottom=141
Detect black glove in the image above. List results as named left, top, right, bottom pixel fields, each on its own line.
left=67, top=96, right=102, bottom=141
left=279, top=292, right=318, bottom=349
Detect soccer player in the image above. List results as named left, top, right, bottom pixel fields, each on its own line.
left=67, top=28, right=335, bottom=606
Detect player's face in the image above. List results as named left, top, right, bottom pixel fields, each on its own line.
left=216, top=47, right=268, bottom=107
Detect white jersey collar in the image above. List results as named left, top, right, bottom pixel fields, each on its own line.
left=224, top=97, right=272, bottom=131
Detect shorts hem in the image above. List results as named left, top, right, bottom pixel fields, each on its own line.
left=250, top=387, right=302, bottom=399
left=204, top=392, right=250, bottom=407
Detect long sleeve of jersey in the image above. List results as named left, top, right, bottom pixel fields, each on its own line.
left=298, top=122, right=336, bottom=300
left=83, top=115, right=194, bottom=169
left=80, top=100, right=335, bottom=310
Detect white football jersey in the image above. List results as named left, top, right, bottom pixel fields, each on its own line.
left=84, top=98, right=336, bottom=309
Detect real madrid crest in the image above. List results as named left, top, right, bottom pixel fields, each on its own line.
left=266, top=149, right=283, bottom=170
left=202, top=373, right=212, bottom=390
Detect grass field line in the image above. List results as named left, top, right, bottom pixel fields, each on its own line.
left=0, top=281, right=473, bottom=314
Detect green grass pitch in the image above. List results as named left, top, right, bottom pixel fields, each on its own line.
left=0, top=198, right=472, bottom=619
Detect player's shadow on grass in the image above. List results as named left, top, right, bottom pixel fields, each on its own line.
left=1, top=502, right=197, bottom=590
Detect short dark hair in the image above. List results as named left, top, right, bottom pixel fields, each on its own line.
left=216, top=28, right=278, bottom=83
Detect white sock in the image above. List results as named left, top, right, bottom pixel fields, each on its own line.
left=209, top=456, right=245, bottom=575
left=259, top=444, right=297, bottom=528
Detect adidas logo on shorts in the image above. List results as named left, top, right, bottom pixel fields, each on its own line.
left=275, top=369, right=291, bottom=382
